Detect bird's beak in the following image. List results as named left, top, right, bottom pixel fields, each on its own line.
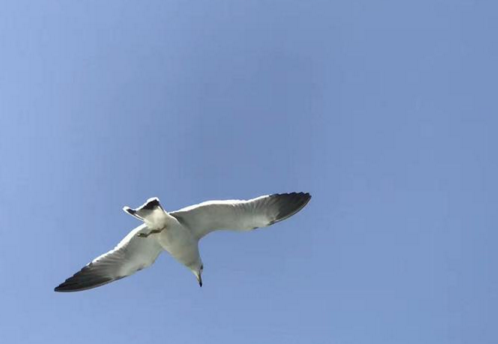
left=197, top=274, right=203, bottom=287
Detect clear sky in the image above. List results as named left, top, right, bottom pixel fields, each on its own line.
left=0, top=1, right=496, bottom=343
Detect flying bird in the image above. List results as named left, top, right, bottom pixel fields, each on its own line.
left=54, top=192, right=311, bottom=292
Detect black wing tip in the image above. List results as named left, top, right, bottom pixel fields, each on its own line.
left=54, top=286, right=74, bottom=292
left=54, top=277, right=114, bottom=293
left=54, top=264, right=115, bottom=293
left=54, top=284, right=79, bottom=293
left=294, top=192, right=311, bottom=201
left=123, top=198, right=162, bottom=218
left=54, top=281, right=80, bottom=293
left=142, top=197, right=161, bottom=211
left=123, top=206, right=136, bottom=215
left=272, top=192, right=312, bottom=201
left=271, top=192, right=311, bottom=223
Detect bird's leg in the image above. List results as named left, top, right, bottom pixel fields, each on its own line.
left=137, top=227, right=165, bottom=238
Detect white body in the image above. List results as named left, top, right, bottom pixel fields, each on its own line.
left=156, top=214, right=202, bottom=270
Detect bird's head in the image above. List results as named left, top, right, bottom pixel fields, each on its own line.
left=190, top=262, right=204, bottom=287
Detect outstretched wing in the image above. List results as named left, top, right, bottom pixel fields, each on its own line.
left=171, top=192, right=311, bottom=240
left=54, top=224, right=163, bottom=292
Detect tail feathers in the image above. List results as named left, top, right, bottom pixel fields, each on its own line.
left=123, top=198, right=167, bottom=229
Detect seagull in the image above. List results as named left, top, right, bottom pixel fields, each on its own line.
left=54, top=192, right=311, bottom=292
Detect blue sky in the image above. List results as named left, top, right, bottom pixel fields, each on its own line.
left=0, top=1, right=497, bottom=343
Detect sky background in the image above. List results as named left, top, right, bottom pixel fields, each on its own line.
left=0, top=1, right=497, bottom=343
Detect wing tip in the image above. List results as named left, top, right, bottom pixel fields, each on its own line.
left=123, top=198, right=164, bottom=220
left=272, top=192, right=312, bottom=202
left=142, top=197, right=161, bottom=211
left=53, top=284, right=80, bottom=293
left=123, top=206, right=135, bottom=215
left=54, top=262, right=116, bottom=293
left=54, top=276, right=115, bottom=293
left=271, top=192, right=311, bottom=223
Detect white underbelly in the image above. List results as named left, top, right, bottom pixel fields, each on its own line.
left=157, top=225, right=199, bottom=267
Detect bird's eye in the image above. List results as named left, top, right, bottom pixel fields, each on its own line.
left=201, top=265, right=204, bottom=271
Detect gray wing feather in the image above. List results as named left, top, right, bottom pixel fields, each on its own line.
left=54, top=224, right=163, bottom=292
left=171, top=192, right=311, bottom=240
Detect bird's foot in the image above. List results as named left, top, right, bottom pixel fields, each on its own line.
left=137, top=228, right=164, bottom=238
